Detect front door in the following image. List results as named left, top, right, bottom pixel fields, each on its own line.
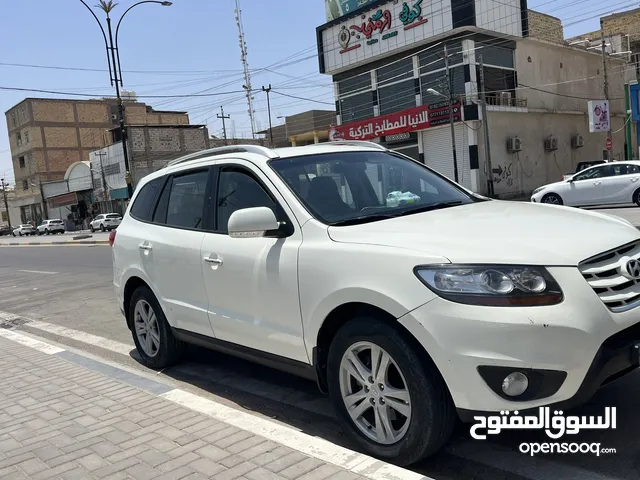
left=200, top=161, right=308, bottom=363
left=564, top=165, right=606, bottom=206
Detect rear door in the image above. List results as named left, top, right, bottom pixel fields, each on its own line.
left=601, top=163, right=640, bottom=204
left=140, top=168, right=215, bottom=338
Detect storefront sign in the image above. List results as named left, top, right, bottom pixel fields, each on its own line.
left=588, top=100, right=611, bottom=133
left=329, top=101, right=461, bottom=141
left=48, top=192, right=77, bottom=208
left=326, top=0, right=378, bottom=22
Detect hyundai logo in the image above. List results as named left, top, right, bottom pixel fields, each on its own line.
left=626, top=259, right=640, bottom=279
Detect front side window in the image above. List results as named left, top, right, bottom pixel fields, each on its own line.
left=216, top=169, right=276, bottom=233
left=270, top=151, right=474, bottom=225
left=574, top=166, right=606, bottom=181
left=165, top=171, right=209, bottom=230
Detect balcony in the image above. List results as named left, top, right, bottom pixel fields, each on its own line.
left=486, top=95, right=528, bottom=108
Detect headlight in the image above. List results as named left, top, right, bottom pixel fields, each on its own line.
left=532, top=187, right=545, bottom=195
left=414, top=265, right=563, bottom=306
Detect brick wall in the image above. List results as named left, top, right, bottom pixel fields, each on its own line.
left=44, top=127, right=77, bottom=148
left=76, top=103, right=110, bottom=123
left=527, top=10, right=564, bottom=44
left=183, top=129, right=209, bottom=151
left=47, top=150, right=81, bottom=178
left=148, top=128, right=180, bottom=151
left=602, top=8, right=640, bottom=43
left=32, top=101, right=75, bottom=123
left=130, top=128, right=146, bottom=152
left=79, top=128, right=108, bottom=148
left=5, top=102, right=30, bottom=132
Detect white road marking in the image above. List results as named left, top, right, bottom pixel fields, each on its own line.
left=0, top=311, right=20, bottom=321
left=18, top=270, right=58, bottom=275
left=27, top=321, right=133, bottom=356
left=161, top=389, right=427, bottom=480
left=0, top=329, right=65, bottom=354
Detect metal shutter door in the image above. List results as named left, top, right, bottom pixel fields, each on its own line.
left=421, top=125, right=471, bottom=189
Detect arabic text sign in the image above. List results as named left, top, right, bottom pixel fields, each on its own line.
left=588, top=100, right=611, bottom=133
left=329, top=102, right=461, bottom=141
left=325, top=0, right=378, bottom=22
left=470, top=407, right=616, bottom=441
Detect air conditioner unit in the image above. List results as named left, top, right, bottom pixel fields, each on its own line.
left=499, top=91, right=512, bottom=106
left=544, top=137, right=558, bottom=151
left=507, top=137, right=522, bottom=152
left=571, top=134, right=584, bottom=148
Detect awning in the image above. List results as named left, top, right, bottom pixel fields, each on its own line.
left=47, top=192, right=77, bottom=208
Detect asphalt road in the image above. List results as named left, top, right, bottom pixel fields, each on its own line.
left=1, top=226, right=640, bottom=479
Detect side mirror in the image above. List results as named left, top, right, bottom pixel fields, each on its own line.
left=228, top=207, right=279, bottom=239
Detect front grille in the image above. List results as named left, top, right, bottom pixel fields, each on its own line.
left=579, top=241, right=640, bottom=312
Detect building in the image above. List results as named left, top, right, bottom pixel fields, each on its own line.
left=316, top=2, right=637, bottom=197
left=257, top=110, right=337, bottom=147
left=4, top=96, right=189, bottom=224
left=209, top=136, right=266, bottom=148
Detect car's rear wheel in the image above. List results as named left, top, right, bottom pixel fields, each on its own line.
left=45, top=229, right=49, bottom=235
left=129, top=285, right=184, bottom=369
left=18, top=232, right=22, bottom=236
left=327, top=317, right=455, bottom=466
left=633, top=188, right=640, bottom=207
left=541, top=193, right=563, bottom=205
left=100, top=224, right=105, bottom=232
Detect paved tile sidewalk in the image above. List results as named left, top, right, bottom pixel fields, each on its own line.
left=0, top=336, right=368, bottom=480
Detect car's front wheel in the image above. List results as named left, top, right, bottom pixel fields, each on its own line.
left=129, top=285, right=184, bottom=369
left=327, top=317, right=455, bottom=466
left=541, top=193, right=563, bottom=205
left=100, top=224, right=105, bottom=232
left=90, top=225, right=95, bottom=233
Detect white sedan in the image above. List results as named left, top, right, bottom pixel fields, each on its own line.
left=531, top=161, right=640, bottom=207
left=12, top=224, right=37, bottom=236
left=90, top=213, right=122, bottom=232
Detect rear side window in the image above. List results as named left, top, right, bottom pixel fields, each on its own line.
left=130, top=178, right=163, bottom=221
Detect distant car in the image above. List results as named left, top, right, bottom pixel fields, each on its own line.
left=561, top=160, right=607, bottom=181
left=13, top=224, right=37, bottom=236
left=0, top=224, right=11, bottom=236
left=532, top=161, right=640, bottom=206
left=37, top=219, right=65, bottom=235
left=90, top=213, right=122, bottom=232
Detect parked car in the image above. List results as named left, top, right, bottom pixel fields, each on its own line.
left=560, top=160, right=607, bottom=181
left=13, top=224, right=37, bottom=236
left=90, top=213, right=122, bottom=232
left=113, top=143, right=640, bottom=465
left=532, top=160, right=640, bottom=207
left=37, top=219, right=65, bottom=235
left=0, top=224, right=11, bottom=236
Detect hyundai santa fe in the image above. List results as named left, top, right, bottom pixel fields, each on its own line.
left=112, top=142, right=640, bottom=465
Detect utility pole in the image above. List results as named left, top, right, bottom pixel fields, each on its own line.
left=478, top=54, right=494, bottom=197
left=0, top=178, right=11, bottom=231
left=217, top=107, right=231, bottom=145
left=262, top=85, right=274, bottom=146
left=96, top=151, right=109, bottom=204
left=444, top=44, right=459, bottom=183
left=38, top=180, right=48, bottom=220
left=600, top=19, right=613, bottom=161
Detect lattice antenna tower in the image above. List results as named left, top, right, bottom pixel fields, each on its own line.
left=235, top=0, right=256, bottom=139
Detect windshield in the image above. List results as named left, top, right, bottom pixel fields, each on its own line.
left=270, top=151, right=476, bottom=225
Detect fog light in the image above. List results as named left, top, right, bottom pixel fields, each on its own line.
left=501, top=372, right=529, bottom=397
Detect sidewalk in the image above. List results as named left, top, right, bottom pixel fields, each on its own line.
left=0, top=332, right=420, bottom=480
left=0, top=232, right=110, bottom=247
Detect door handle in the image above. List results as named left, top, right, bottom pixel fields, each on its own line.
left=593, top=181, right=601, bottom=185
left=138, top=243, right=153, bottom=252
left=632, top=178, right=639, bottom=182
left=204, top=257, right=223, bottom=266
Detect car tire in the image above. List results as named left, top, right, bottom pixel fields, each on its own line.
left=100, top=224, right=105, bottom=232
left=90, top=225, right=95, bottom=233
left=129, top=285, right=184, bottom=369
left=327, top=317, right=455, bottom=466
left=18, top=232, right=22, bottom=237
left=541, top=193, right=563, bottom=205
left=45, top=229, right=49, bottom=235
left=633, top=188, right=640, bottom=207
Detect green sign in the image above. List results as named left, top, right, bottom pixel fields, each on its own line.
left=325, top=0, right=379, bottom=22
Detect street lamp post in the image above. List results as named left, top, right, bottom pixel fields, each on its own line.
left=0, top=178, right=11, bottom=231
left=427, top=86, right=459, bottom=184
left=79, top=1, right=172, bottom=199
left=261, top=85, right=274, bottom=146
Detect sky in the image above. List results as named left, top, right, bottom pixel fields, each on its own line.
left=0, top=0, right=621, bottom=186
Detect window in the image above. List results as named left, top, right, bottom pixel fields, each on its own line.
left=24, top=131, right=30, bottom=144
left=216, top=169, right=276, bottom=233
left=421, top=66, right=465, bottom=106
left=22, top=180, right=28, bottom=190
left=339, top=92, right=374, bottom=122
left=475, top=42, right=514, bottom=69
left=106, top=213, right=121, bottom=219
left=166, top=170, right=209, bottom=229
left=574, top=166, right=606, bottom=181
left=378, top=80, right=416, bottom=115
left=338, top=73, right=371, bottom=97
left=16, top=133, right=22, bottom=147
left=418, top=41, right=462, bottom=76
left=130, top=177, right=163, bottom=221
left=270, top=151, right=473, bottom=224
left=18, top=156, right=25, bottom=169
left=377, top=58, right=413, bottom=84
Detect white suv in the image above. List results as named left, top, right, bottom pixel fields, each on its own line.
left=90, top=213, right=122, bottom=232
left=37, top=219, right=65, bottom=235
left=112, top=143, right=640, bottom=465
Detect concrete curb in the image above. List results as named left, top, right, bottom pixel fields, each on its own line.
left=0, top=240, right=109, bottom=246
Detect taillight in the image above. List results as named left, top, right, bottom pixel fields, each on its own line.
left=108, top=230, right=116, bottom=247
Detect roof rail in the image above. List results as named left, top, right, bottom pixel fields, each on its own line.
left=167, top=145, right=279, bottom=167
left=326, top=140, right=387, bottom=151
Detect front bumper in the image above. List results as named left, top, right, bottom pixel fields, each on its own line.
left=397, top=266, right=640, bottom=413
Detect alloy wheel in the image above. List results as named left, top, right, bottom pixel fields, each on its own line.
left=339, top=341, right=411, bottom=445
left=543, top=195, right=560, bottom=204
left=134, top=299, right=161, bottom=358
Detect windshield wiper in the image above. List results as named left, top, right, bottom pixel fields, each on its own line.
left=329, top=214, right=397, bottom=226
left=398, top=201, right=464, bottom=216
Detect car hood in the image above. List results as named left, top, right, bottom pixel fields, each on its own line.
left=536, top=180, right=566, bottom=191
left=327, top=201, right=639, bottom=266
